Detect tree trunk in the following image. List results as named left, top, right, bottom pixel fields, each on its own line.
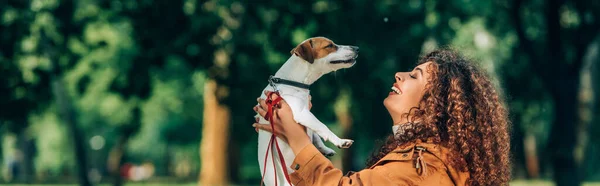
left=0, top=135, right=2, bottom=169
left=583, top=35, right=600, bottom=179
left=509, top=113, right=528, bottom=179
left=16, top=132, right=35, bottom=183
left=227, top=140, right=240, bottom=183
left=548, top=77, right=581, bottom=186
left=164, top=142, right=172, bottom=177
left=108, top=135, right=130, bottom=186
left=544, top=0, right=582, bottom=184
left=592, top=51, right=600, bottom=179
left=51, top=75, right=91, bottom=186
left=524, top=133, right=539, bottom=178
left=199, top=79, right=230, bottom=186
left=43, top=0, right=89, bottom=184
left=334, top=90, right=354, bottom=173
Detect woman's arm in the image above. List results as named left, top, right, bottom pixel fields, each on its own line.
left=252, top=92, right=311, bottom=155
left=289, top=144, right=399, bottom=186
left=253, top=92, right=402, bottom=186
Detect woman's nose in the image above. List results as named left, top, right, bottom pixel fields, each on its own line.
left=395, top=72, right=403, bottom=82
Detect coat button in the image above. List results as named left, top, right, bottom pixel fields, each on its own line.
left=294, top=164, right=300, bottom=170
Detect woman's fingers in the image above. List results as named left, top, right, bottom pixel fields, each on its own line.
left=254, top=104, right=267, bottom=118
left=253, top=123, right=288, bottom=142
left=271, top=109, right=283, bottom=123
left=253, top=122, right=282, bottom=136
left=278, top=99, right=288, bottom=110
left=267, top=91, right=279, bottom=99
left=264, top=90, right=273, bottom=96
left=256, top=91, right=291, bottom=124
left=257, top=93, right=286, bottom=114
left=252, top=123, right=273, bottom=133
left=263, top=91, right=284, bottom=108
left=258, top=98, right=269, bottom=111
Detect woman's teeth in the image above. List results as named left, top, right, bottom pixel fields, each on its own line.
left=390, top=86, right=401, bottom=94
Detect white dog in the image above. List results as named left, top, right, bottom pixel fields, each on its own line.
left=256, top=37, right=358, bottom=186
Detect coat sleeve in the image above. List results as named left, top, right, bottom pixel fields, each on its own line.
left=289, top=144, right=416, bottom=186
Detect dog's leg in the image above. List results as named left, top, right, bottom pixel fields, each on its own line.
left=311, top=131, right=336, bottom=157
left=296, top=110, right=353, bottom=148
left=284, top=95, right=353, bottom=149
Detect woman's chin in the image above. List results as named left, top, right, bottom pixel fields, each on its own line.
left=383, top=96, right=395, bottom=109
left=384, top=96, right=404, bottom=113
left=384, top=94, right=400, bottom=104
left=383, top=96, right=391, bottom=106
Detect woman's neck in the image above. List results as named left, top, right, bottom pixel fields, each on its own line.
left=392, top=117, right=410, bottom=126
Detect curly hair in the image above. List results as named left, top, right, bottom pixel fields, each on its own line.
left=365, top=49, right=511, bottom=185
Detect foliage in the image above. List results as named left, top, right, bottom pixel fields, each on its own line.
left=0, top=0, right=599, bottom=185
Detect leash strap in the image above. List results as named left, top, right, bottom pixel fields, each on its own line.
left=260, top=134, right=273, bottom=186
left=260, top=91, right=293, bottom=186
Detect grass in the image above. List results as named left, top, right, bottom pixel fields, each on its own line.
left=0, top=185, right=193, bottom=186
left=1, top=181, right=600, bottom=186
left=510, top=180, right=600, bottom=186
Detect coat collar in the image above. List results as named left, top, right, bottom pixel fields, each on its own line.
left=369, top=139, right=440, bottom=168
left=368, top=139, right=469, bottom=185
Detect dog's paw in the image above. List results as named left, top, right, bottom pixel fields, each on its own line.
left=318, top=147, right=336, bottom=157
left=325, top=152, right=335, bottom=157
left=337, top=139, right=354, bottom=149
left=321, top=149, right=335, bottom=157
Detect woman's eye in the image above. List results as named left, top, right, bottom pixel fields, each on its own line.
left=409, top=74, right=416, bottom=79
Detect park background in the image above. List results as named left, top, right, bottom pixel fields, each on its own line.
left=1, top=0, right=600, bottom=186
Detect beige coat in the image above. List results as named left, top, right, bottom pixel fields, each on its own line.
left=289, top=140, right=470, bottom=185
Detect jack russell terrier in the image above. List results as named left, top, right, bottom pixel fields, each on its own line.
left=256, top=37, right=358, bottom=186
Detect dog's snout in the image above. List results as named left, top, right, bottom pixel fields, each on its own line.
left=350, top=46, right=359, bottom=52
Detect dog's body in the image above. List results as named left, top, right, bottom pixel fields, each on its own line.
left=257, top=37, right=358, bottom=186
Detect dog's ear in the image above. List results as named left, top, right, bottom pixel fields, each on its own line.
left=291, top=39, right=315, bottom=63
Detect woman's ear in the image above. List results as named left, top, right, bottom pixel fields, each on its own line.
left=290, top=39, right=315, bottom=63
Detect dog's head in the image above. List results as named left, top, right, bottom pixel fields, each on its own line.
left=291, top=37, right=359, bottom=73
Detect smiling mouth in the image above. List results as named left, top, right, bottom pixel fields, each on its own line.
left=390, top=86, right=401, bottom=95
left=330, top=58, right=355, bottom=64
left=331, top=55, right=358, bottom=64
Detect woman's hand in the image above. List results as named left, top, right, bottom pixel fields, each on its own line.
left=253, top=91, right=311, bottom=155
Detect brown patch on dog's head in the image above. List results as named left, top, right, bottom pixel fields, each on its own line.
left=291, top=37, right=338, bottom=63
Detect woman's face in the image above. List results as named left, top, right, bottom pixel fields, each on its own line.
left=384, top=62, right=433, bottom=125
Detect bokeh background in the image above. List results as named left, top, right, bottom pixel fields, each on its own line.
left=1, top=0, right=599, bottom=186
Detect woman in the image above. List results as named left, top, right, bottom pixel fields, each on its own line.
left=253, top=49, right=511, bottom=185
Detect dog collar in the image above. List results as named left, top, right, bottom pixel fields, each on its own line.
left=269, top=76, right=311, bottom=90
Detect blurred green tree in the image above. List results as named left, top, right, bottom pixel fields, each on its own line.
left=0, top=0, right=42, bottom=182
left=510, top=0, right=600, bottom=185
left=1, top=0, right=599, bottom=185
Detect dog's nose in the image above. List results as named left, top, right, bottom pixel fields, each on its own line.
left=350, top=46, right=359, bottom=52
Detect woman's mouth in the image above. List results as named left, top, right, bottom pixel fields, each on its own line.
left=390, top=86, right=401, bottom=95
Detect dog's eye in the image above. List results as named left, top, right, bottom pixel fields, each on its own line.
left=326, top=44, right=334, bottom=48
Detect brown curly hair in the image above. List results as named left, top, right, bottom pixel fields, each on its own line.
left=365, top=49, right=511, bottom=185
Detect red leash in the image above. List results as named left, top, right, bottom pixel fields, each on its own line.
left=260, top=91, right=293, bottom=186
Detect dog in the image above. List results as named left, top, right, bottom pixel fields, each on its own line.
left=256, top=37, right=358, bottom=186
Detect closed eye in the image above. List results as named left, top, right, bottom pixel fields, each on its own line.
left=325, top=44, right=334, bottom=48
left=409, top=73, right=416, bottom=79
